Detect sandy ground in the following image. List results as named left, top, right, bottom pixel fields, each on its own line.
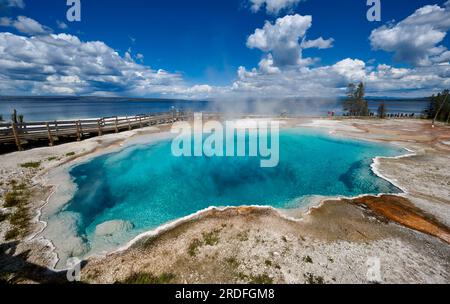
left=0, top=117, right=449, bottom=284
left=82, top=205, right=449, bottom=284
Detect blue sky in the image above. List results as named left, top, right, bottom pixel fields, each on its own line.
left=0, top=0, right=449, bottom=98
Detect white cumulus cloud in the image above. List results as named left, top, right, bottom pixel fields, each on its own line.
left=370, top=1, right=450, bottom=66
left=0, top=16, right=51, bottom=35
left=247, top=14, right=332, bottom=67
left=0, top=7, right=449, bottom=100
left=301, top=37, right=334, bottom=49
left=249, top=0, right=303, bottom=15
left=230, top=59, right=449, bottom=98
left=0, top=32, right=216, bottom=98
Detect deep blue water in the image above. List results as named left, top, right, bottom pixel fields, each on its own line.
left=46, top=128, right=404, bottom=262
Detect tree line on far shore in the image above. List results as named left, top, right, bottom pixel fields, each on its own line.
left=342, top=82, right=450, bottom=123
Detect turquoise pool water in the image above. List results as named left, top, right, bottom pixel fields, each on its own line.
left=47, top=128, right=404, bottom=264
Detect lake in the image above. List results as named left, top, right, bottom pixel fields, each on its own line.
left=0, top=97, right=429, bottom=121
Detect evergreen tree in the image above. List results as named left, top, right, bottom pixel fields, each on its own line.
left=343, top=82, right=369, bottom=116
left=428, top=90, right=449, bottom=124
left=377, top=102, right=387, bottom=118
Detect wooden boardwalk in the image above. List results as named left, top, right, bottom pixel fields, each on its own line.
left=0, top=111, right=191, bottom=151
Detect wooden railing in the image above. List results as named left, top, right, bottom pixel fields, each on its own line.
left=0, top=111, right=192, bottom=151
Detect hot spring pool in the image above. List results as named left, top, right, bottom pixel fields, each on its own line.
left=42, top=128, right=405, bottom=267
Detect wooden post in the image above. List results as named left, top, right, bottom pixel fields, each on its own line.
left=11, top=122, right=23, bottom=151
left=127, top=116, right=131, bottom=131
left=54, top=121, right=59, bottom=138
left=114, top=117, right=119, bottom=133
left=97, top=119, right=103, bottom=136
left=139, top=117, right=143, bottom=128
left=79, top=120, right=83, bottom=137
left=76, top=121, right=81, bottom=141
left=46, top=122, right=54, bottom=146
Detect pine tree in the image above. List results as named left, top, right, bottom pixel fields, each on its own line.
left=428, top=90, right=449, bottom=124
left=343, top=82, right=369, bottom=116
left=377, top=102, right=387, bottom=118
